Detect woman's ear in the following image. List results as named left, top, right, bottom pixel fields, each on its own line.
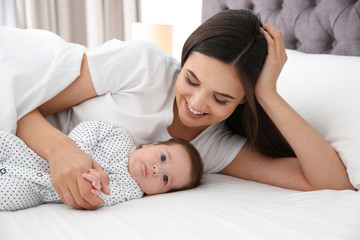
left=239, top=96, right=247, bottom=104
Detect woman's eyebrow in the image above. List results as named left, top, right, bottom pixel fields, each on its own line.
left=215, top=91, right=235, bottom=100
left=166, top=150, right=172, bottom=162
left=186, top=69, right=199, bottom=81
left=187, top=69, right=235, bottom=100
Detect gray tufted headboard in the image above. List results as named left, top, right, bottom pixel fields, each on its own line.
left=202, top=0, right=360, bottom=56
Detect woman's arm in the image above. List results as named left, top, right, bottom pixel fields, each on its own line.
left=16, top=55, right=110, bottom=209
left=38, top=54, right=96, bottom=116
left=221, top=24, right=354, bottom=191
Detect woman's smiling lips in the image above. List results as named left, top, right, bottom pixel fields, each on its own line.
left=184, top=99, right=208, bottom=119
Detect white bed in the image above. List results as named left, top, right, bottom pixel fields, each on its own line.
left=1, top=0, right=360, bottom=239
left=2, top=174, right=360, bottom=240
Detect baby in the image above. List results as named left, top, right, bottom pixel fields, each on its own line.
left=0, top=121, right=203, bottom=211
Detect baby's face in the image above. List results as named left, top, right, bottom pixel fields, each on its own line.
left=128, top=143, right=192, bottom=195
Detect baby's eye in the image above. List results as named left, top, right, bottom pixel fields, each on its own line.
left=163, top=175, right=169, bottom=184
left=160, top=154, right=166, bottom=163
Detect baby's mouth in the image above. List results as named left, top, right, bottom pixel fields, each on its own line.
left=144, top=165, right=149, bottom=176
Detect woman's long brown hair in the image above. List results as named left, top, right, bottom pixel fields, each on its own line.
left=181, top=9, right=295, bottom=157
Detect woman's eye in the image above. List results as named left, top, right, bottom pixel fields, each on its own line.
left=160, top=154, right=166, bottom=163
left=163, top=175, right=169, bottom=184
left=215, top=97, right=227, bottom=105
left=186, top=77, right=198, bottom=86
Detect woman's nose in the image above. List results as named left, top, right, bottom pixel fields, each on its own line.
left=190, top=92, right=207, bottom=112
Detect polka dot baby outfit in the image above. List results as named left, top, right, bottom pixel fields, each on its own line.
left=0, top=121, right=144, bottom=211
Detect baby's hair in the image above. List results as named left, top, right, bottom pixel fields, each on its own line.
left=156, top=138, right=203, bottom=190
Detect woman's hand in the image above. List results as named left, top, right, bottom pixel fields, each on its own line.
left=255, top=24, right=287, bottom=97
left=48, top=142, right=110, bottom=209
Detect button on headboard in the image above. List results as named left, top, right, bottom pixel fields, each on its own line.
left=202, top=0, right=360, bottom=56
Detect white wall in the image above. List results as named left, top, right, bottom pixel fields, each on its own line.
left=139, top=0, right=202, bottom=61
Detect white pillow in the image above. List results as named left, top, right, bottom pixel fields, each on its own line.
left=277, top=50, right=360, bottom=190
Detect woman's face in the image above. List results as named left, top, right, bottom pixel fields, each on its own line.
left=175, top=52, right=245, bottom=129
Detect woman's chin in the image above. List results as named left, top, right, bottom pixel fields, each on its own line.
left=179, top=114, right=210, bottom=131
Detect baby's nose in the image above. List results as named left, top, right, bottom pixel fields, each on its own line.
left=152, top=164, right=161, bottom=176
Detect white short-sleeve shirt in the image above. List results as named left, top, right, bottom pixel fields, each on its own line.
left=48, top=39, right=246, bottom=173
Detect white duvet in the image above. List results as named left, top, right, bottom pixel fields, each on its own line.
left=0, top=26, right=85, bottom=134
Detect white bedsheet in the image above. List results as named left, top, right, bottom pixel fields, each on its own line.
left=1, top=174, right=359, bottom=240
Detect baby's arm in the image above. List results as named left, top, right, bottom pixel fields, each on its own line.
left=82, top=169, right=102, bottom=196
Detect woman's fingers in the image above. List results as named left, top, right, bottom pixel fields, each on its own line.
left=261, top=24, right=275, bottom=53
left=77, top=176, right=104, bottom=208
left=53, top=178, right=82, bottom=209
left=255, top=24, right=287, bottom=96
left=61, top=174, right=96, bottom=209
left=62, top=187, right=82, bottom=209
left=262, top=24, right=287, bottom=63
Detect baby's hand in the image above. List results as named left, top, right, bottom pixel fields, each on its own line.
left=82, top=169, right=102, bottom=196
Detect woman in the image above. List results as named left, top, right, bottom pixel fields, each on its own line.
left=12, top=9, right=354, bottom=210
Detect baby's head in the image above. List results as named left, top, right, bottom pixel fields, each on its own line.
left=128, top=138, right=203, bottom=195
